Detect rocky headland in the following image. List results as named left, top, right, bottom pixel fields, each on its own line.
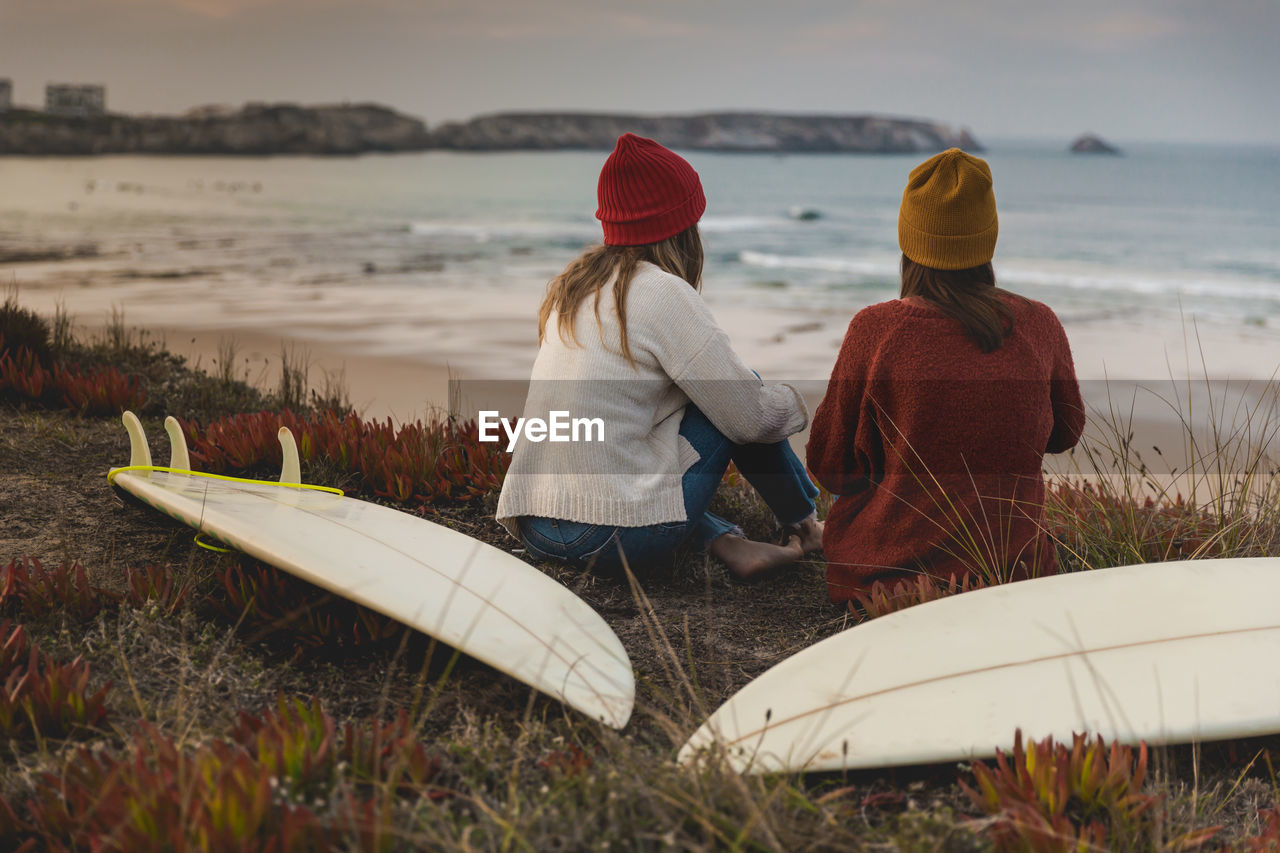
left=0, top=102, right=431, bottom=155
left=1069, top=133, right=1121, bottom=155
left=0, top=103, right=982, bottom=155
left=426, top=112, right=982, bottom=153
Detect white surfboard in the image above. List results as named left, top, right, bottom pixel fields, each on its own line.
left=679, top=557, right=1280, bottom=772
left=110, top=411, right=634, bottom=728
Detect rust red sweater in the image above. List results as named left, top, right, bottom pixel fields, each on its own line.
left=806, top=294, right=1085, bottom=601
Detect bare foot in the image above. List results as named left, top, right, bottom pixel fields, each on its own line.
left=789, top=515, right=824, bottom=553
left=709, top=532, right=804, bottom=582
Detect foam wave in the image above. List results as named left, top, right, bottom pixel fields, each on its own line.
left=409, top=221, right=595, bottom=241
left=737, top=250, right=896, bottom=276
left=737, top=250, right=1280, bottom=304
left=1201, top=250, right=1280, bottom=279
left=408, top=216, right=788, bottom=241
left=998, top=263, right=1280, bottom=303
left=699, top=215, right=788, bottom=233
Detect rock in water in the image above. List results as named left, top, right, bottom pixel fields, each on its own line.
left=1069, top=133, right=1121, bottom=155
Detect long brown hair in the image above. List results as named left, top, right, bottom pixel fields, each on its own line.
left=538, top=225, right=704, bottom=367
left=900, top=255, right=1018, bottom=353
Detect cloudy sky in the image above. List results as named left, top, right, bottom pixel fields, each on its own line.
left=2, top=0, right=1277, bottom=144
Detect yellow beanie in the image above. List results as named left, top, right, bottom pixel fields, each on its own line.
left=898, top=148, right=998, bottom=270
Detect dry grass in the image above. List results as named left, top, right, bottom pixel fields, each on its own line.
left=1048, top=375, right=1280, bottom=572
left=277, top=341, right=311, bottom=411
left=4, top=305, right=1280, bottom=850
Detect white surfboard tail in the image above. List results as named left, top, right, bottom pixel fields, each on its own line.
left=112, top=410, right=637, bottom=730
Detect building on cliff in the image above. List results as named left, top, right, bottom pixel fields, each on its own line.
left=46, top=84, right=106, bottom=117
left=0, top=79, right=12, bottom=112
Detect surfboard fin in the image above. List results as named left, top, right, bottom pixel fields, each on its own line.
left=278, top=427, right=301, bottom=485
left=164, top=416, right=191, bottom=473
left=122, top=411, right=152, bottom=474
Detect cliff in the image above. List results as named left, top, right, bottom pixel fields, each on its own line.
left=428, top=112, right=982, bottom=153
left=0, top=103, right=431, bottom=155
left=0, top=105, right=982, bottom=156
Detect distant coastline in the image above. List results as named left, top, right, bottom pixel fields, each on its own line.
left=426, top=111, right=981, bottom=154
left=0, top=102, right=981, bottom=156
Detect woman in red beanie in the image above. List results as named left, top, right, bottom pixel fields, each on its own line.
left=496, top=133, right=822, bottom=579
left=806, top=148, right=1085, bottom=602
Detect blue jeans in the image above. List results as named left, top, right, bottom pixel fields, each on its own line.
left=518, top=404, right=819, bottom=573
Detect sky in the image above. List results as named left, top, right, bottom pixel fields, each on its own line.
left=2, top=0, right=1278, bottom=145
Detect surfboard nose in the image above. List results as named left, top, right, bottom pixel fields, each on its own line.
left=559, top=633, right=635, bottom=729
left=586, top=694, right=634, bottom=729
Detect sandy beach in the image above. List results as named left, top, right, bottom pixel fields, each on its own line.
left=66, top=298, right=1278, bottom=504
left=146, top=327, right=456, bottom=424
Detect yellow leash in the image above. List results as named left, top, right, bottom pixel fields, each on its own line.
left=107, top=465, right=345, bottom=496
left=194, top=533, right=234, bottom=553
left=108, top=465, right=345, bottom=555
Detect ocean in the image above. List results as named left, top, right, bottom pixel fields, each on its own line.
left=2, top=141, right=1279, bottom=381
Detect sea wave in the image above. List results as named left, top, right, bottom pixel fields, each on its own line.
left=1201, top=249, right=1280, bottom=279
left=737, top=250, right=896, bottom=276
left=997, top=263, right=1280, bottom=302
left=737, top=250, right=1280, bottom=304
left=699, top=215, right=789, bottom=233
left=407, top=215, right=789, bottom=242
left=408, top=221, right=596, bottom=241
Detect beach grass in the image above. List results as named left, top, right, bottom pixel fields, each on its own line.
left=4, top=300, right=1280, bottom=850
left=1047, top=371, right=1280, bottom=572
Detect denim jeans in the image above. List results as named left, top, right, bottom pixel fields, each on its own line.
left=519, top=404, right=819, bottom=573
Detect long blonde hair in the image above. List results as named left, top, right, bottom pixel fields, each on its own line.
left=538, top=225, right=703, bottom=367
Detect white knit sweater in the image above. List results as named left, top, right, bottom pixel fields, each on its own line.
left=496, top=262, right=808, bottom=533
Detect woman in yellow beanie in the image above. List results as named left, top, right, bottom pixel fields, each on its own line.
left=806, top=148, right=1086, bottom=601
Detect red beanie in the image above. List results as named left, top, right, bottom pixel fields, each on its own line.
left=596, top=133, right=706, bottom=246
